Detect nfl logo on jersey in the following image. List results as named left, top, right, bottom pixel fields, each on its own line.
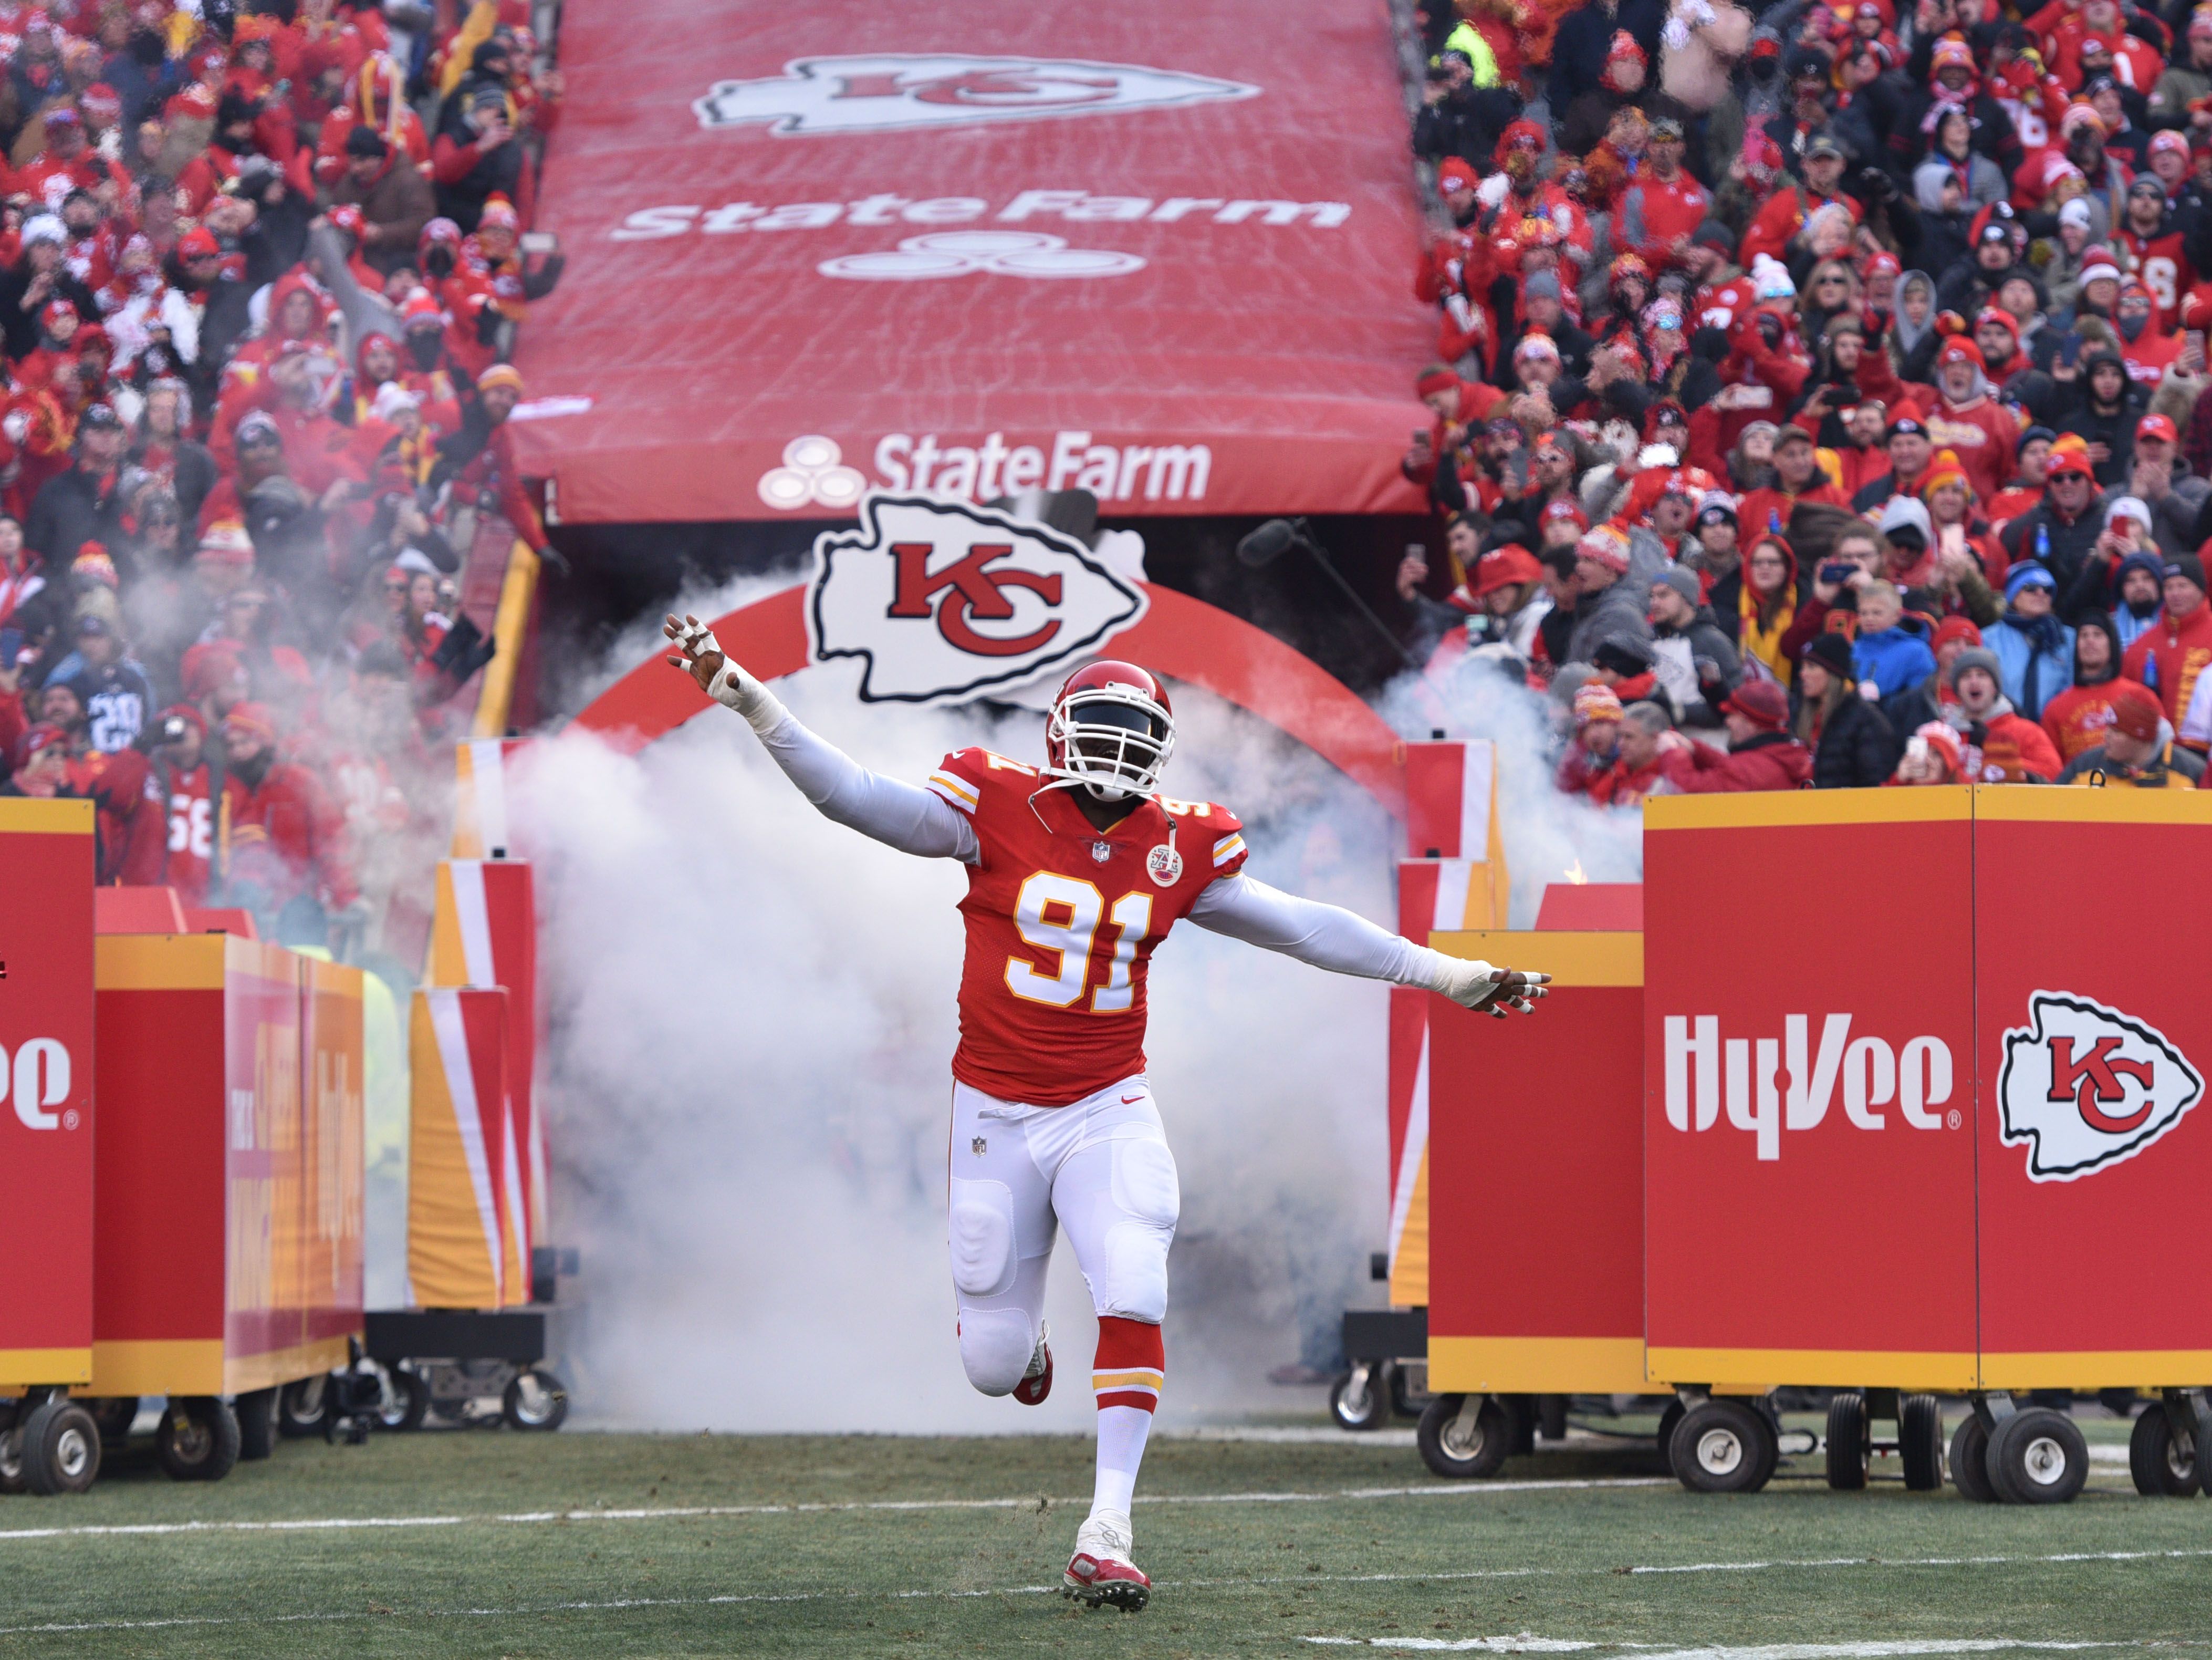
left=808, top=492, right=1148, bottom=703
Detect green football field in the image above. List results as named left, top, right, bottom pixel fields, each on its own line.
left=3, top=1414, right=2210, bottom=1658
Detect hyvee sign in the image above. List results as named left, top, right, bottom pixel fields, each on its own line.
left=808, top=493, right=1147, bottom=702
left=694, top=54, right=1258, bottom=136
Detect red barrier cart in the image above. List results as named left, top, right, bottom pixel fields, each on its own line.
left=0, top=801, right=98, bottom=1494
left=1643, top=787, right=2212, bottom=1502
left=1420, top=926, right=1647, bottom=1476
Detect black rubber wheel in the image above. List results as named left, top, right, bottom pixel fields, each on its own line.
left=1986, top=1407, right=2089, bottom=1505
left=1825, top=1392, right=1869, bottom=1490
left=1900, top=1395, right=1945, bottom=1492
left=235, top=1388, right=277, bottom=1461
left=1416, top=1393, right=1510, bottom=1479
left=377, top=1368, right=431, bottom=1433
left=502, top=1369, right=568, bottom=1432
left=1655, top=1398, right=1685, bottom=1464
left=1328, top=1365, right=1390, bottom=1431
left=156, top=1397, right=241, bottom=1482
left=1950, top=1414, right=1997, bottom=1502
left=277, top=1375, right=330, bottom=1439
left=1670, top=1399, right=1778, bottom=1494
left=2128, top=1406, right=2198, bottom=1497
left=20, top=1402, right=100, bottom=1496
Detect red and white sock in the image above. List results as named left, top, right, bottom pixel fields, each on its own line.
left=1090, top=1315, right=1163, bottom=1519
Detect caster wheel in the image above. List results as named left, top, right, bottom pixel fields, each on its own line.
left=1670, top=1399, right=1778, bottom=1494
left=1900, top=1395, right=1945, bottom=1492
left=376, top=1367, right=431, bottom=1433
left=20, top=1402, right=100, bottom=1496
left=1330, top=1365, right=1390, bottom=1433
left=2128, top=1406, right=2197, bottom=1497
left=1949, top=1414, right=1996, bottom=1502
left=1825, top=1392, right=1869, bottom=1490
left=235, top=1388, right=277, bottom=1461
left=503, top=1369, right=568, bottom=1432
left=1416, top=1394, right=1510, bottom=1479
left=1986, top=1407, right=2088, bottom=1505
left=277, top=1375, right=330, bottom=1439
left=157, top=1397, right=241, bottom=1482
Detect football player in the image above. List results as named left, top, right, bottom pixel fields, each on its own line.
left=663, top=616, right=1548, bottom=1612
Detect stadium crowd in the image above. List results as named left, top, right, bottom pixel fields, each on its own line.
left=1401, top=0, right=2212, bottom=797
left=0, top=0, right=562, bottom=962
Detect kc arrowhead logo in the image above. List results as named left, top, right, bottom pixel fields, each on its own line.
left=808, top=492, right=1146, bottom=703
left=1998, top=991, right=2203, bottom=1181
left=694, top=54, right=1258, bottom=136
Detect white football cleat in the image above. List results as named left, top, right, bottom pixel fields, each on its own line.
left=1064, top=1508, right=1149, bottom=1611
left=1014, top=1323, right=1052, bottom=1406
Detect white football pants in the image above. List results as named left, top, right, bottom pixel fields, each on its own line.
left=946, top=1075, right=1180, bottom=1394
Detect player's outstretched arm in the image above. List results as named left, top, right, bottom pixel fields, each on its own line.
left=1185, top=873, right=1548, bottom=1018
left=663, top=614, right=979, bottom=864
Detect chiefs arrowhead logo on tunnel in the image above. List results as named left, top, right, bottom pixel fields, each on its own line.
left=694, top=55, right=1258, bottom=137
left=808, top=492, right=1146, bottom=704
left=1999, top=991, right=2203, bottom=1181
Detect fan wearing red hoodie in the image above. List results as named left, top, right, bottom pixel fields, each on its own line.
left=1657, top=681, right=1814, bottom=791
left=217, top=702, right=359, bottom=913
left=1403, top=365, right=1507, bottom=495
left=2122, top=552, right=2212, bottom=723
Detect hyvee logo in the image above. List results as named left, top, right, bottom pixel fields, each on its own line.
left=1999, top=991, right=2203, bottom=1181
left=1, top=1037, right=75, bottom=1130
left=694, top=55, right=1258, bottom=137
left=1664, top=1014, right=1956, bottom=1162
left=808, top=493, right=1146, bottom=703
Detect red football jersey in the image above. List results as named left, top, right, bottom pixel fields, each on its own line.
left=926, top=746, right=1248, bottom=1107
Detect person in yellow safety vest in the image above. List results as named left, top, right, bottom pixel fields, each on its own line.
left=1441, top=20, right=1503, bottom=88
left=2054, top=680, right=2209, bottom=787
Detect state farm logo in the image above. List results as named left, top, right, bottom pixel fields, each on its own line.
left=1664, top=1014, right=1957, bottom=1162
left=694, top=54, right=1258, bottom=137
left=2, top=1038, right=77, bottom=1130
left=808, top=492, right=1146, bottom=703
left=1999, top=992, right=2203, bottom=1181
left=759, top=435, right=869, bottom=511
left=820, top=231, right=1144, bottom=282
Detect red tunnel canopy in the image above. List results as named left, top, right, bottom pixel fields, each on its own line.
left=508, top=0, right=1436, bottom=524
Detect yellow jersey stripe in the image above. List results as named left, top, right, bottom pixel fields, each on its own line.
left=926, top=774, right=978, bottom=812
left=1211, top=834, right=1246, bottom=866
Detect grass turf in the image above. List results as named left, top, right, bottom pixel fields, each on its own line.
left=2, top=1416, right=2209, bottom=1658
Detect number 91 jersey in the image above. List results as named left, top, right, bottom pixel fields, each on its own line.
left=925, top=747, right=1248, bottom=1107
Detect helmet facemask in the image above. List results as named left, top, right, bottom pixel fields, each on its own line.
left=1043, top=686, right=1174, bottom=803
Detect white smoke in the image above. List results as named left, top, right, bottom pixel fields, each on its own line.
left=516, top=599, right=1640, bottom=1430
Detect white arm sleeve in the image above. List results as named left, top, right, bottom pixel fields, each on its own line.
left=749, top=708, right=980, bottom=864
left=1185, top=873, right=1455, bottom=989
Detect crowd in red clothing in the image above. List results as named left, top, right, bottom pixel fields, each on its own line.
left=1404, top=0, right=2212, bottom=799
left=0, top=0, right=564, bottom=967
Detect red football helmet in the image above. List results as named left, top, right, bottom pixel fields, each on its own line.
left=1042, top=661, right=1175, bottom=802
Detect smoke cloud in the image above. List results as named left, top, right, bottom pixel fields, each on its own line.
left=517, top=596, right=1639, bottom=1430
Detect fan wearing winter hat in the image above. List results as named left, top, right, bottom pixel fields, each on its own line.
left=1790, top=628, right=1898, bottom=785
left=2055, top=680, right=2205, bottom=786
left=1997, top=433, right=2106, bottom=593
left=1980, top=563, right=2075, bottom=721
left=1944, top=645, right=2063, bottom=781
left=2120, top=551, right=2212, bottom=723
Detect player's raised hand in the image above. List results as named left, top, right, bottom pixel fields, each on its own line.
left=664, top=613, right=725, bottom=692
left=1434, top=958, right=1551, bottom=1019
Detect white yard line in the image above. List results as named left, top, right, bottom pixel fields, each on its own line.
left=0, top=1476, right=1676, bottom=1543
left=1307, top=1642, right=2161, bottom=1657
